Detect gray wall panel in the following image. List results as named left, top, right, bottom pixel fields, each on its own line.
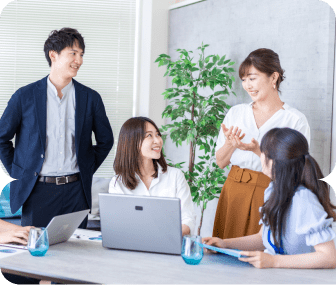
left=165, top=0, right=335, bottom=236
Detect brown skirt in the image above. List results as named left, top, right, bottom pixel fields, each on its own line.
left=212, top=165, right=271, bottom=239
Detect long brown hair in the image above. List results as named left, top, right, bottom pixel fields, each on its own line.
left=260, top=128, right=336, bottom=247
left=239, top=48, right=285, bottom=92
left=113, top=117, right=168, bottom=190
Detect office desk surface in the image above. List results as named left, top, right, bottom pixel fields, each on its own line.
left=1, top=238, right=336, bottom=284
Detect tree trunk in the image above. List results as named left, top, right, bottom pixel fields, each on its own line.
left=197, top=202, right=205, bottom=236
left=188, top=99, right=195, bottom=183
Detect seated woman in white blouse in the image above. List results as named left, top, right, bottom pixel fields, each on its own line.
left=108, top=117, right=196, bottom=236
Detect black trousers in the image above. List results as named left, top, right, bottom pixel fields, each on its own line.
left=21, top=179, right=89, bottom=229
left=2, top=272, right=40, bottom=284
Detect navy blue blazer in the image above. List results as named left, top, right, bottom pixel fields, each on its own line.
left=0, top=76, right=114, bottom=214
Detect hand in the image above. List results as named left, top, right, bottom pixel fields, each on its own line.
left=0, top=229, right=30, bottom=245
left=182, top=224, right=190, bottom=237
left=222, top=124, right=245, bottom=147
left=202, top=236, right=226, bottom=253
left=238, top=251, right=276, bottom=268
left=231, top=135, right=261, bottom=156
left=15, top=226, right=34, bottom=233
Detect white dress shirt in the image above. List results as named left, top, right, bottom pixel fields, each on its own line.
left=40, top=77, right=79, bottom=176
left=108, top=165, right=197, bottom=234
left=216, top=102, right=310, bottom=172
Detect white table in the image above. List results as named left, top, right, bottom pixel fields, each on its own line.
left=1, top=229, right=336, bottom=284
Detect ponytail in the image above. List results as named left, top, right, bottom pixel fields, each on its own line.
left=301, top=154, right=336, bottom=221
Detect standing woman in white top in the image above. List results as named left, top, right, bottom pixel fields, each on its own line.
left=108, top=117, right=196, bottom=236
left=213, top=48, right=310, bottom=239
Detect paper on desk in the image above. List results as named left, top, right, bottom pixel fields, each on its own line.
left=70, top=228, right=102, bottom=242
left=0, top=245, right=27, bottom=259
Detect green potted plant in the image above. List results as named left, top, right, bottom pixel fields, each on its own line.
left=155, top=43, right=236, bottom=236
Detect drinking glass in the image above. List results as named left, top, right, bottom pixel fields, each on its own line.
left=27, top=227, right=49, bottom=256
left=181, top=235, right=203, bottom=265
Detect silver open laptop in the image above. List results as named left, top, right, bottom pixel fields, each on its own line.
left=46, top=209, right=90, bottom=245
left=99, top=193, right=182, bottom=255
left=2, top=209, right=89, bottom=249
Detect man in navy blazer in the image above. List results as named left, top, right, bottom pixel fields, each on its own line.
left=0, top=28, right=114, bottom=229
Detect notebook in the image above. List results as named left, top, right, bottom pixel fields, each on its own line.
left=202, top=243, right=245, bottom=258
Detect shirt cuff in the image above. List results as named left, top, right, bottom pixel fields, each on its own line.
left=182, top=219, right=196, bottom=236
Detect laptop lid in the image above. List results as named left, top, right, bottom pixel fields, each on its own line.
left=46, top=209, right=90, bottom=245
left=1, top=209, right=90, bottom=249
left=99, top=193, right=182, bottom=255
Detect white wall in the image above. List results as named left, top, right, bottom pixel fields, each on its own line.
left=134, top=0, right=170, bottom=128
left=331, top=19, right=336, bottom=233
left=331, top=121, right=335, bottom=237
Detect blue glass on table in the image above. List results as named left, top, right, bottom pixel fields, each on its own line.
left=181, top=235, right=203, bottom=265
left=27, top=227, right=49, bottom=257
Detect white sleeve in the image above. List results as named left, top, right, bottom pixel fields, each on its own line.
left=215, top=108, right=232, bottom=152
left=108, top=176, right=125, bottom=194
left=295, top=116, right=310, bottom=147
left=175, top=169, right=196, bottom=235
left=293, top=189, right=335, bottom=246
left=264, top=182, right=273, bottom=202
left=259, top=183, right=274, bottom=225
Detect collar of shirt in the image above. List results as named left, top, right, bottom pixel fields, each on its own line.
left=47, top=76, right=74, bottom=100
left=134, top=163, right=163, bottom=192
left=249, top=101, right=289, bottom=110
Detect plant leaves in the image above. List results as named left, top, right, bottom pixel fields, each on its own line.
left=157, top=43, right=235, bottom=219
left=206, top=63, right=214, bottom=69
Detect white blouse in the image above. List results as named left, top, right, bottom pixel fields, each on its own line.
left=108, top=165, right=197, bottom=234
left=216, top=102, right=310, bottom=172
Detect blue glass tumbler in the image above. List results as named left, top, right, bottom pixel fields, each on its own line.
left=181, top=235, right=203, bottom=265
left=27, top=228, right=49, bottom=257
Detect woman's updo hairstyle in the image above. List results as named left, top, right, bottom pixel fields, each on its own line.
left=239, top=48, right=285, bottom=93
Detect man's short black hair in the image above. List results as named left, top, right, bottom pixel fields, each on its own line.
left=44, top=27, right=85, bottom=67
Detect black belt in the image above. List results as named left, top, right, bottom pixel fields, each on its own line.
left=38, top=173, right=80, bottom=185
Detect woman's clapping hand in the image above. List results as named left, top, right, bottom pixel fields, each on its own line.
left=222, top=124, right=261, bottom=156
left=222, top=124, right=245, bottom=145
